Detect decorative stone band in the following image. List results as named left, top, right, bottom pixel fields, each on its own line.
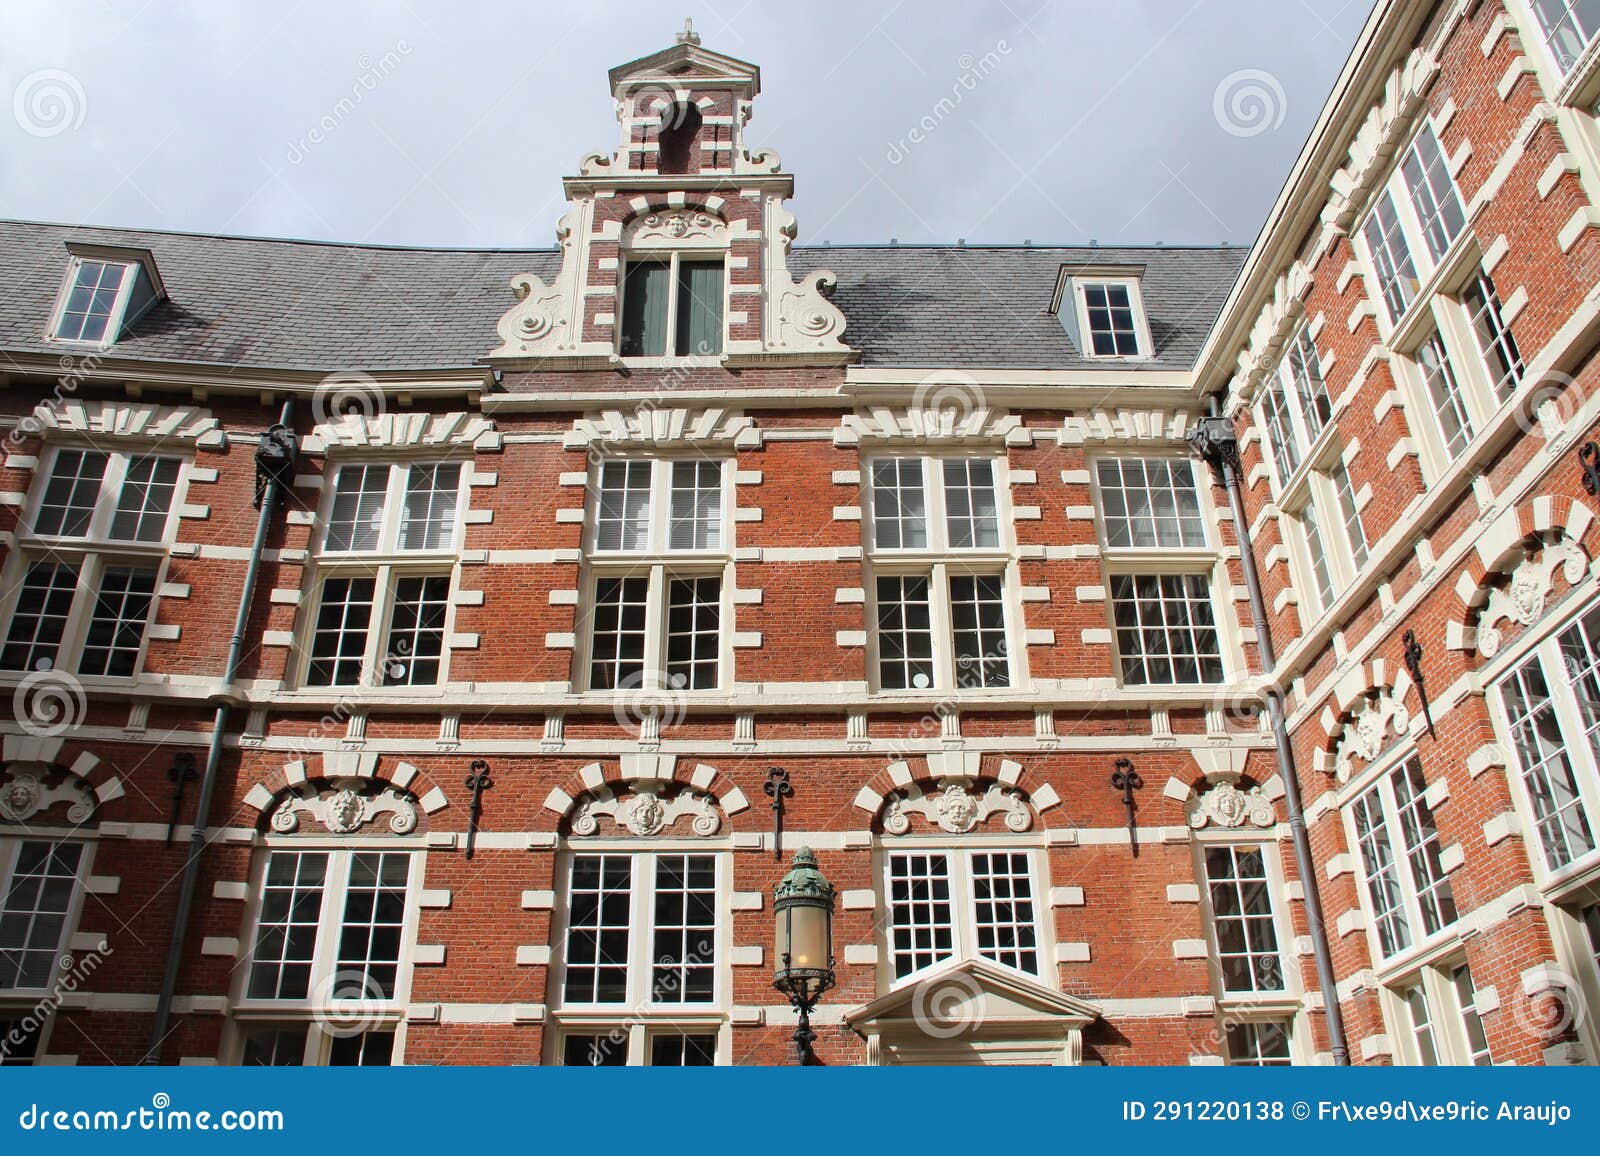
left=26, top=399, right=225, bottom=449
left=1312, top=658, right=1417, bottom=781
left=305, top=411, right=500, bottom=453
left=241, top=752, right=448, bottom=834
left=853, top=751, right=1059, bottom=835
left=563, top=406, right=759, bottom=450
left=834, top=404, right=1029, bottom=447
left=541, top=752, right=749, bottom=836
left=0, top=737, right=121, bottom=824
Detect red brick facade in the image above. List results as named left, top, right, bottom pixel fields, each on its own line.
left=2, top=4, right=1600, bottom=1067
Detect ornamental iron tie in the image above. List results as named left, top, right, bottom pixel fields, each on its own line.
left=1402, top=629, right=1437, bottom=740
left=464, top=760, right=494, bottom=860
left=1580, top=441, right=1600, bottom=497
left=1112, top=758, right=1144, bottom=858
left=764, top=766, right=793, bottom=861
left=165, top=753, right=198, bottom=844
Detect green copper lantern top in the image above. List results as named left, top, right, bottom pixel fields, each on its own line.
left=774, top=847, right=834, bottom=901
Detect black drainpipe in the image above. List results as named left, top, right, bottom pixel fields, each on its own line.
left=1187, top=401, right=1351, bottom=1066
left=143, top=400, right=297, bottom=1064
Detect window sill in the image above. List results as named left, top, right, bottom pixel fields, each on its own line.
left=613, top=355, right=726, bottom=370
left=1368, top=924, right=1466, bottom=987
left=1555, top=36, right=1600, bottom=110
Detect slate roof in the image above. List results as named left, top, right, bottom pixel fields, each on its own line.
left=0, top=219, right=1246, bottom=374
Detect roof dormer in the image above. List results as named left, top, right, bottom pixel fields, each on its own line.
left=48, top=242, right=166, bottom=346
left=488, top=24, right=851, bottom=370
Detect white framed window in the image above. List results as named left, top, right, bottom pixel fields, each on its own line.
left=884, top=849, right=1043, bottom=982
left=1347, top=754, right=1457, bottom=960
left=865, top=455, right=1016, bottom=693
left=1387, top=265, right=1525, bottom=479
left=1530, top=0, right=1600, bottom=74
left=1356, top=120, right=1465, bottom=328
left=1258, top=325, right=1335, bottom=490
left=617, top=256, right=725, bottom=358
left=239, top=1023, right=396, bottom=1067
left=1095, top=452, right=1226, bottom=686
left=582, top=458, right=730, bottom=694
left=0, top=839, right=90, bottom=993
left=1071, top=278, right=1151, bottom=358
left=867, top=457, right=1000, bottom=553
left=1224, top=1019, right=1294, bottom=1066
left=1492, top=598, right=1600, bottom=878
left=235, top=846, right=416, bottom=1064
left=0, top=446, right=185, bottom=679
left=1199, top=843, right=1286, bottom=994
left=50, top=259, right=133, bottom=344
left=1389, top=960, right=1494, bottom=1065
left=303, top=461, right=465, bottom=689
left=590, top=459, right=727, bottom=555
left=1282, top=451, right=1369, bottom=618
left=1095, top=457, right=1206, bottom=549
left=1108, top=573, right=1224, bottom=685
left=557, top=852, right=722, bottom=1010
left=559, top=1027, right=720, bottom=1066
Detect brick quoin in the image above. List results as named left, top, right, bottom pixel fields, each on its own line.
left=1, top=5, right=1599, bottom=1068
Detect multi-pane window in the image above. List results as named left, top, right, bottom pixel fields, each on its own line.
left=1495, top=599, right=1600, bottom=875
left=1394, top=269, right=1524, bottom=477
left=1095, top=458, right=1206, bottom=549
left=618, top=257, right=724, bottom=357
left=1074, top=279, right=1147, bottom=357
left=866, top=456, right=1013, bottom=692
left=560, top=852, right=719, bottom=1006
left=1417, top=334, right=1474, bottom=460
left=1392, top=961, right=1494, bottom=1065
left=0, top=448, right=183, bottom=679
left=305, top=461, right=463, bottom=688
left=584, top=459, right=729, bottom=693
left=1349, top=755, right=1457, bottom=958
left=560, top=1029, right=717, bottom=1067
left=0, top=841, right=85, bottom=991
left=885, top=850, right=1041, bottom=980
left=1224, top=1020, right=1293, bottom=1066
left=1463, top=272, right=1523, bottom=403
left=53, top=259, right=130, bottom=343
left=1358, top=121, right=1464, bottom=326
left=1109, top=573, right=1224, bottom=685
left=868, top=457, right=1000, bottom=552
left=240, top=1025, right=395, bottom=1068
left=1257, top=326, right=1333, bottom=488
left=1202, top=845, right=1284, bottom=993
left=243, top=849, right=414, bottom=1006
left=1531, top=0, right=1600, bottom=73
left=1286, top=454, right=1369, bottom=618
left=27, top=448, right=182, bottom=544
left=875, top=573, right=1010, bottom=690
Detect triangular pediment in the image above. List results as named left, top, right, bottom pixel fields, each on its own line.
left=845, top=956, right=1100, bottom=1031
left=608, top=42, right=760, bottom=95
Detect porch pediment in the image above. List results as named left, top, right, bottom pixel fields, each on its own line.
left=844, top=958, right=1099, bottom=1066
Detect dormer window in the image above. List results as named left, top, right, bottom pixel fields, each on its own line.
left=1052, top=266, right=1153, bottom=360
left=616, top=208, right=730, bottom=360
left=49, top=245, right=165, bottom=346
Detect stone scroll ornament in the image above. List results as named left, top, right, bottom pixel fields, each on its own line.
left=1475, top=539, right=1587, bottom=657
left=271, top=781, right=418, bottom=836
left=883, top=780, right=1032, bottom=836
left=0, top=768, right=95, bottom=824
left=1187, top=781, right=1276, bottom=830
left=570, top=784, right=722, bottom=837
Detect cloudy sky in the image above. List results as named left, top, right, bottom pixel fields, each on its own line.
left=2, top=0, right=1374, bottom=250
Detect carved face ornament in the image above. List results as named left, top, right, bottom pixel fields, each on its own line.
left=325, top=788, right=366, bottom=835
left=934, top=783, right=979, bottom=834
